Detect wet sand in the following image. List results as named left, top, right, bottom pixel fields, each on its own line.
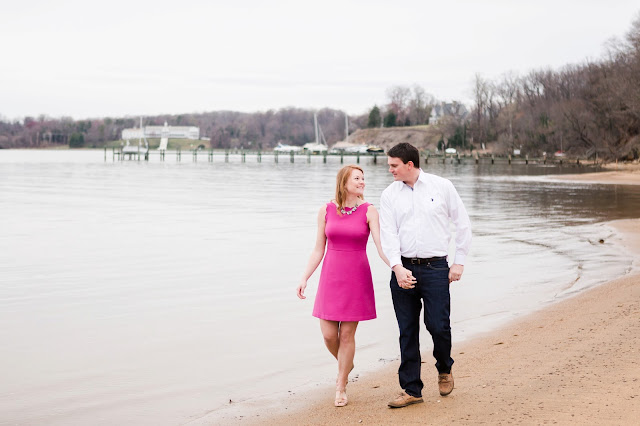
left=218, top=218, right=638, bottom=425
left=550, top=163, right=640, bottom=185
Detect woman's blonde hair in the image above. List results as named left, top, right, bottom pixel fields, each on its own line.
left=335, top=165, right=364, bottom=214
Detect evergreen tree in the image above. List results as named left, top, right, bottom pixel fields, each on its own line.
left=448, top=126, right=465, bottom=147
left=69, top=133, right=85, bottom=148
left=367, top=106, right=381, bottom=128
left=383, top=111, right=397, bottom=128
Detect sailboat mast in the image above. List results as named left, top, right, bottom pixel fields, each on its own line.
left=314, top=113, right=319, bottom=145
left=345, top=113, right=348, bottom=142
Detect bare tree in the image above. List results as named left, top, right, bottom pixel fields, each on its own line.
left=407, top=85, right=434, bottom=126
left=386, top=85, right=412, bottom=125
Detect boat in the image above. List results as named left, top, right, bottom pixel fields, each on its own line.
left=302, top=141, right=328, bottom=153
left=303, top=113, right=328, bottom=153
left=344, top=145, right=370, bottom=154
left=274, top=142, right=303, bottom=153
left=330, top=114, right=358, bottom=153
left=122, top=143, right=148, bottom=154
left=122, top=117, right=149, bottom=156
left=330, top=143, right=384, bottom=155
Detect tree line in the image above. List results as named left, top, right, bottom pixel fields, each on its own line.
left=466, top=14, right=640, bottom=160
left=0, top=87, right=443, bottom=151
left=0, top=109, right=359, bottom=150
left=2, top=13, right=638, bottom=160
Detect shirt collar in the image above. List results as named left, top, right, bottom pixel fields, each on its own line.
left=401, top=169, right=427, bottom=191
left=417, top=169, right=428, bottom=184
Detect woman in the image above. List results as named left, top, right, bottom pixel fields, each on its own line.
left=297, top=165, right=389, bottom=407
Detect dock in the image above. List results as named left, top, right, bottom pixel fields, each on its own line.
left=104, top=147, right=598, bottom=167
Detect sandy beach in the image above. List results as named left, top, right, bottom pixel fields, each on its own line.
left=212, top=170, right=640, bottom=426
left=224, top=219, right=638, bottom=426
left=549, top=163, right=640, bottom=185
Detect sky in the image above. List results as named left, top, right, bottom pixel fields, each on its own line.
left=1, top=0, right=638, bottom=120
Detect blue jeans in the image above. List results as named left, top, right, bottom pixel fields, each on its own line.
left=390, top=257, right=453, bottom=398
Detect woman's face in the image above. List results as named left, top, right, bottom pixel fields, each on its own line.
left=345, top=169, right=365, bottom=197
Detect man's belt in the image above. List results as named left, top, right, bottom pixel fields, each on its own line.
left=401, top=256, right=447, bottom=265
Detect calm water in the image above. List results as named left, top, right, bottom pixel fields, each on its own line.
left=1, top=150, right=639, bottom=425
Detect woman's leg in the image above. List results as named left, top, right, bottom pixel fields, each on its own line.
left=319, top=319, right=340, bottom=360
left=336, top=321, right=359, bottom=390
left=320, top=319, right=358, bottom=406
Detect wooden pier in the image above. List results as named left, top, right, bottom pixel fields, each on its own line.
left=106, top=147, right=384, bottom=165
left=105, top=147, right=598, bottom=167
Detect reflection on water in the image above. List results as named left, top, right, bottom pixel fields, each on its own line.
left=1, top=150, right=639, bottom=425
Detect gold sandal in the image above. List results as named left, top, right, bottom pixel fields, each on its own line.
left=334, top=389, right=348, bottom=407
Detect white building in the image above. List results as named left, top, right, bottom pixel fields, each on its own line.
left=122, top=122, right=200, bottom=140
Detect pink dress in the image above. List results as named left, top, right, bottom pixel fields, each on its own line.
left=312, top=202, right=376, bottom=321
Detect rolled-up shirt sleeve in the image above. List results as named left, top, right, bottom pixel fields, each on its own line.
left=446, top=180, right=472, bottom=265
left=380, top=189, right=402, bottom=268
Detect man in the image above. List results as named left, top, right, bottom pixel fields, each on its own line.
left=380, top=142, right=472, bottom=408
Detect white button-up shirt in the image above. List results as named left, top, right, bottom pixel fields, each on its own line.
left=380, top=170, right=472, bottom=268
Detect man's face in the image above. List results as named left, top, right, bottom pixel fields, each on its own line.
left=387, top=156, right=413, bottom=181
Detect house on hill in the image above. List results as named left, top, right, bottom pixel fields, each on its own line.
left=429, top=102, right=469, bottom=125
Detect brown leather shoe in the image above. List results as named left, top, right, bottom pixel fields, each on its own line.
left=438, top=372, right=454, bottom=396
left=387, top=391, right=424, bottom=408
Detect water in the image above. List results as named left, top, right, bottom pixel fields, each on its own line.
left=1, top=150, right=639, bottom=425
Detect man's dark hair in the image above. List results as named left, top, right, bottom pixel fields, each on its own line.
left=387, top=143, right=420, bottom=169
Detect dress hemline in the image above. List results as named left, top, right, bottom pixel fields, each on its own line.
left=312, top=313, right=377, bottom=322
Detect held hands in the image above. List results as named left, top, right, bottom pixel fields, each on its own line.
left=393, top=265, right=417, bottom=289
left=296, top=280, right=307, bottom=299
left=449, top=264, right=464, bottom=283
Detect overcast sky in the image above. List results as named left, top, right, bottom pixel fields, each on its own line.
left=1, top=0, right=638, bottom=120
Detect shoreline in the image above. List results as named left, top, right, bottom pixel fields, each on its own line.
left=215, top=218, right=637, bottom=425
left=549, top=164, right=640, bottom=186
